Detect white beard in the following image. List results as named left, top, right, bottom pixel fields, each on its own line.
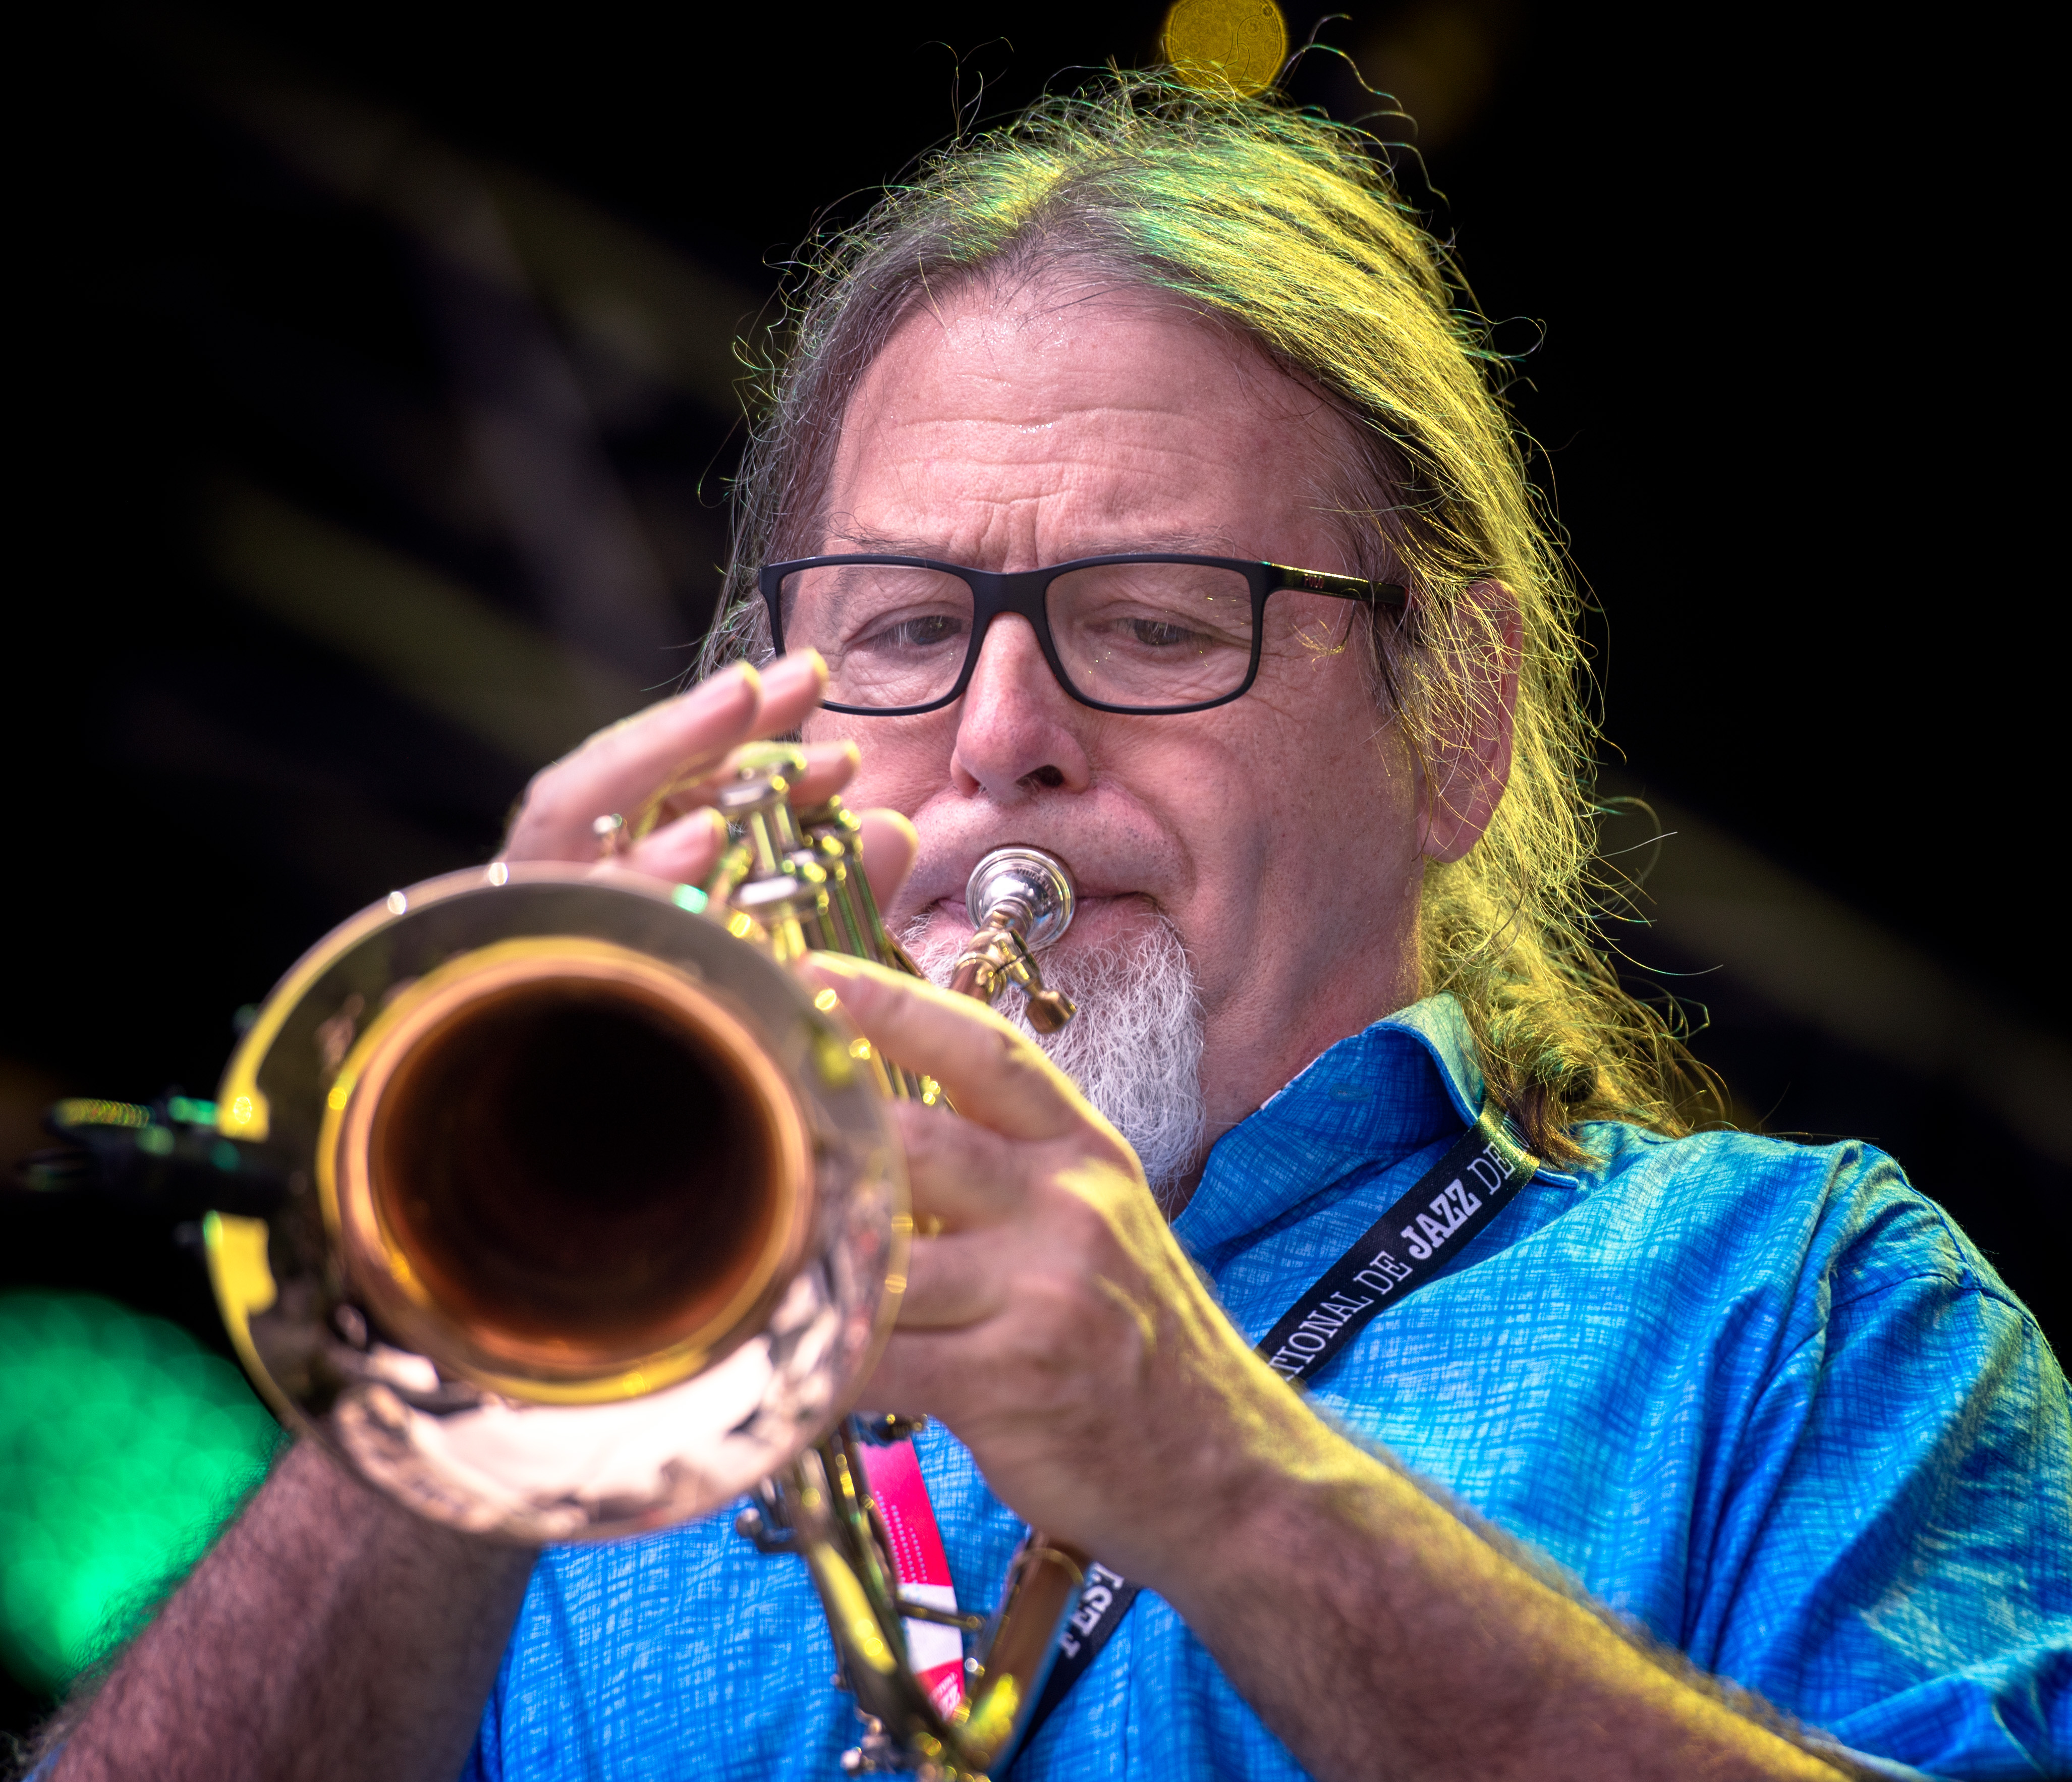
left=899, top=911, right=1209, bottom=1212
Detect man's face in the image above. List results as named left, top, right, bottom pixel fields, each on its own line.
left=802, top=277, right=1431, bottom=1141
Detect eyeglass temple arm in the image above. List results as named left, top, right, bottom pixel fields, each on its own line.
left=1264, top=563, right=1409, bottom=615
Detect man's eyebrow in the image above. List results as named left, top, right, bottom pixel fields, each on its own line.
left=821, top=530, right=945, bottom=555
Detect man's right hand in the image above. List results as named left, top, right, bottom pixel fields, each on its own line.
left=46, top=651, right=927, bottom=1782
left=497, top=646, right=917, bottom=911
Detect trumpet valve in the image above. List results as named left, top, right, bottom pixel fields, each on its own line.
left=1022, top=984, right=1076, bottom=1034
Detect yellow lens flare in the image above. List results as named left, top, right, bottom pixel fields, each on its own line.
left=1163, top=0, right=1288, bottom=97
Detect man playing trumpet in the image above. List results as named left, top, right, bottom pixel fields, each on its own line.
left=44, top=77, right=2067, bottom=1782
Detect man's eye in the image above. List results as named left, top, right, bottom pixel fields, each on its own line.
left=862, top=613, right=964, bottom=651
left=1125, top=618, right=1207, bottom=649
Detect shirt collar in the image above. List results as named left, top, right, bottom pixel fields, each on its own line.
left=1172, top=992, right=1492, bottom=1258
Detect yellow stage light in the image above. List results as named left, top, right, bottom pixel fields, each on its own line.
left=1163, top=0, right=1288, bottom=97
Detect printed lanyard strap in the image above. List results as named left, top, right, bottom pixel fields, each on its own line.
left=854, top=1435, right=969, bottom=1721
left=1018, top=1097, right=1539, bottom=1755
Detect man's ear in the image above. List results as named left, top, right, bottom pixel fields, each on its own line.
left=1416, top=580, right=1520, bottom=864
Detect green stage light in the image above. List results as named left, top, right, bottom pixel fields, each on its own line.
left=0, top=1291, right=281, bottom=1694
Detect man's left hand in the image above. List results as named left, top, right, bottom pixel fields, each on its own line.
left=797, top=952, right=1296, bottom=1581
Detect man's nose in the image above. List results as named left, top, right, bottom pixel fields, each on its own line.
left=948, top=614, right=1093, bottom=800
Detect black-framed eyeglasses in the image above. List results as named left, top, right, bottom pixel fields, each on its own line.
left=759, top=553, right=1408, bottom=716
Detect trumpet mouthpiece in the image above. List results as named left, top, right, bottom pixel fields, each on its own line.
left=964, top=847, right=1076, bottom=950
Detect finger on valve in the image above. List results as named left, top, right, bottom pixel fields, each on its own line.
left=797, top=955, right=1099, bottom=1144
left=854, top=810, right=920, bottom=908
left=634, top=660, right=847, bottom=825
left=503, top=663, right=764, bottom=861
left=618, top=808, right=730, bottom=885
left=745, top=649, right=827, bottom=735
left=771, top=740, right=861, bottom=811
left=501, top=652, right=827, bottom=864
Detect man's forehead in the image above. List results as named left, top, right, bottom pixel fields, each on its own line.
left=847, top=280, right=1282, bottom=428
left=823, top=280, right=1346, bottom=558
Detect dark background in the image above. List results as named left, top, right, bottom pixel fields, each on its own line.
left=5, top=0, right=2061, bottom=1737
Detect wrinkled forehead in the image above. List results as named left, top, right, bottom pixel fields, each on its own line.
left=817, top=268, right=1366, bottom=563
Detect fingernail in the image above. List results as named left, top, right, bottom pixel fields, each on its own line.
left=760, top=649, right=826, bottom=694
left=690, top=660, right=758, bottom=707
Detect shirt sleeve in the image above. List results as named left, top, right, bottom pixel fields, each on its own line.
left=1690, top=1179, right=2070, bottom=1779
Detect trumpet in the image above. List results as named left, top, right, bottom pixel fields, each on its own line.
left=179, top=743, right=1084, bottom=1779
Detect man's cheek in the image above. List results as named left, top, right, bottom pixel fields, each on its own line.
left=846, top=724, right=958, bottom=811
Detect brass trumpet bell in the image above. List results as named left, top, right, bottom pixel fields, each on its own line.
left=208, top=861, right=906, bottom=1542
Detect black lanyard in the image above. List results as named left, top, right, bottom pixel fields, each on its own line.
left=1012, top=1098, right=1539, bottom=1761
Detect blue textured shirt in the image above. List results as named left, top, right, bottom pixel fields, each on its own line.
left=465, top=996, right=2070, bottom=1780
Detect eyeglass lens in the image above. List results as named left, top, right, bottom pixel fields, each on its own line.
left=776, top=561, right=1256, bottom=709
